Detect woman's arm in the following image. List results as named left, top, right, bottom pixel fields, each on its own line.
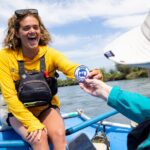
left=80, top=78, right=150, bottom=123
left=108, top=86, right=150, bottom=123
left=0, top=50, right=45, bottom=132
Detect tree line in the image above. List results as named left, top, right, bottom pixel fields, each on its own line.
left=0, top=64, right=148, bottom=92
left=57, top=64, right=148, bottom=87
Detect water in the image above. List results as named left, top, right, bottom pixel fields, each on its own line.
left=58, top=78, right=150, bottom=124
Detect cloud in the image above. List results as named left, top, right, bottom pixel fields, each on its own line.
left=37, top=0, right=150, bottom=29
left=0, top=0, right=149, bottom=28
left=51, top=34, right=79, bottom=48
left=52, top=33, right=110, bottom=59
left=52, top=34, right=102, bottom=51
left=0, top=28, right=6, bottom=48
left=0, top=0, right=149, bottom=70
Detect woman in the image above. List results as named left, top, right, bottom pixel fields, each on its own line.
left=0, top=9, right=102, bottom=150
left=80, top=77, right=150, bottom=150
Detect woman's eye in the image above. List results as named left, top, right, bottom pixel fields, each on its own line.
left=33, top=25, right=40, bottom=30
left=22, top=25, right=39, bottom=31
left=23, top=26, right=30, bottom=31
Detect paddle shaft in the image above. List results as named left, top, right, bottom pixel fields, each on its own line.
left=66, top=110, right=118, bottom=135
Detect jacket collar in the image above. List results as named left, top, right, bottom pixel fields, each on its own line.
left=16, top=46, right=48, bottom=61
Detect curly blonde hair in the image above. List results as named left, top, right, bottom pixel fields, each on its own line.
left=3, top=13, right=52, bottom=50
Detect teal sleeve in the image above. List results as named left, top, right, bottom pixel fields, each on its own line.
left=107, top=86, right=150, bottom=123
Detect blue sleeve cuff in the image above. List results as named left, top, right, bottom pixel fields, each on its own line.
left=107, top=86, right=121, bottom=108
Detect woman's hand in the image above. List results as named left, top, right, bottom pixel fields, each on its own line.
left=26, top=128, right=47, bottom=143
left=79, top=78, right=112, bottom=101
left=88, top=69, right=103, bottom=80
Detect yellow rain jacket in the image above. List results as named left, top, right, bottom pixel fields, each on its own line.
left=0, top=46, right=79, bottom=132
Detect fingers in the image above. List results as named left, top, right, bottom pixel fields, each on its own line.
left=26, top=128, right=47, bottom=143
left=36, top=129, right=42, bottom=141
left=79, top=80, right=95, bottom=94
left=80, top=78, right=94, bottom=86
left=26, top=130, right=38, bottom=143
left=43, top=128, right=48, bottom=135
left=88, top=69, right=103, bottom=80
left=93, top=74, right=103, bottom=80
left=79, top=83, right=84, bottom=89
left=84, top=78, right=94, bottom=84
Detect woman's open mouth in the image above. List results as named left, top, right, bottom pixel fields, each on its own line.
left=28, top=36, right=38, bottom=46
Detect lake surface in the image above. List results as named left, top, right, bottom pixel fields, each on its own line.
left=58, top=78, right=150, bottom=124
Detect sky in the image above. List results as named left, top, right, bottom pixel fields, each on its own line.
left=0, top=0, right=150, bottom=72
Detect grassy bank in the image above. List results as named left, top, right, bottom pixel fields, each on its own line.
left=58, top=64, right=148, bottom=87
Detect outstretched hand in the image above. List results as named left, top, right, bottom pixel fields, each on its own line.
left=79, top=78, right=112, bottom=101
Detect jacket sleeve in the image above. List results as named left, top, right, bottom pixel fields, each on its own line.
left=51, top=49, right=79, bottom=78
left=108, top=86, right=150, bottom=123
left=0, top=52, right=45, bottom=132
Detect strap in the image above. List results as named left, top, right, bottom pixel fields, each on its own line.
left=40, top=56, right=46, bottom=72
left=18, top=55, right=46, bottom=76
left=18, top=61, right=25, bottom=75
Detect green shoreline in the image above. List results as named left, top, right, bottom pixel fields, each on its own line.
left=58, top=64, right=148, bottom=87
left=0, top=65, right=148, bottom=92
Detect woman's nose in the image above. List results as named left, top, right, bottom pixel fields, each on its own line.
left=29, top=27, right=36, bottom=33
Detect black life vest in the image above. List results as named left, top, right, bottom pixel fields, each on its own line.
left=15, top=56, right=58, bottom=107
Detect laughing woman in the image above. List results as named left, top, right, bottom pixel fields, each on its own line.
left=0, top=9, right=102, bottom=150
